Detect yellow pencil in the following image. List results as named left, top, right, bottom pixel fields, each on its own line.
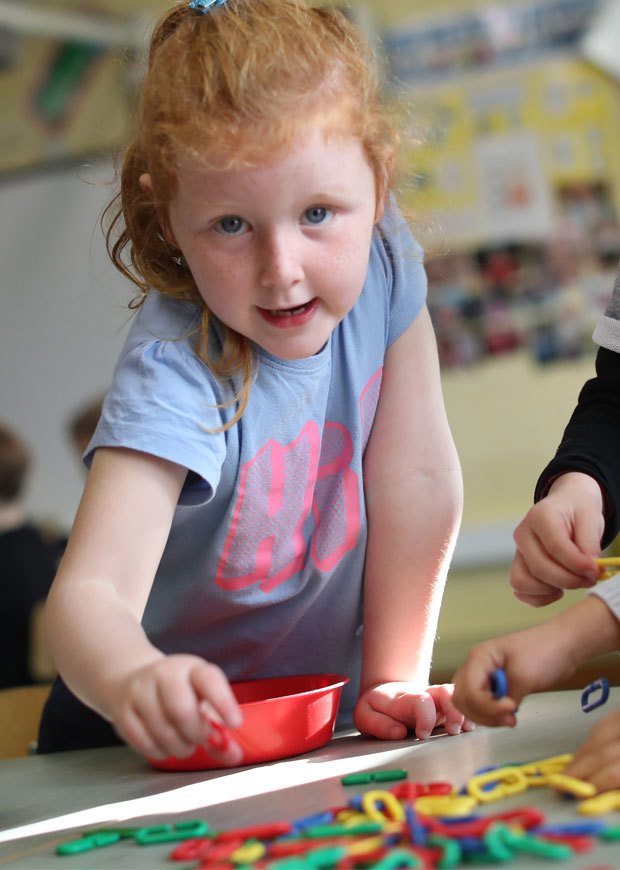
left=595, top=557, right=620, bottom=566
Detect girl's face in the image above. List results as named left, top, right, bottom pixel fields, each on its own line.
left=158, top=126, right=377, bottom=359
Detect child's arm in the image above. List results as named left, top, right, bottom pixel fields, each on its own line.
left=354, top=305, right=468, bottom=740
left=510, top=344, right=620, bottom=607
left=564, top=709, right=620, bottom=793
left=510, top=471, right=604, bottom=607
left=45, top=447, right=242, bottom=762
left=451, top=593, right=620, bottom=727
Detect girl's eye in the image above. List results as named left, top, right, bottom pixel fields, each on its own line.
left=302, top=206, right=332, bottom=225
left=215, top=216, right=248, bottom=235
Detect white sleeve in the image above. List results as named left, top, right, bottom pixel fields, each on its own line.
left=588, top=574, right=620, bottom=634
left=593, top=264, right=620, bottom=352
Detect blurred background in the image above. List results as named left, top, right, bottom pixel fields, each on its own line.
left=2, top=0, right=620, bottom=690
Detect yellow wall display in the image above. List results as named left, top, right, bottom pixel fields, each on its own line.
left=0, top=0, right=168, bottom=176
left=400, top=57, right=620, bottom=250
left=4, top=0, right=620, bottom=201
left=374, top=0, right=620, bottom=250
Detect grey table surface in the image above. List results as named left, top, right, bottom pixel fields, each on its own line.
left=0, top=689, right=618, bottom=868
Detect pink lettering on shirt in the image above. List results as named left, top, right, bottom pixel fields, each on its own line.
left=215, top=420, right=320, bottom=592
left=360, top=367, right=383, bottom=450
left=311, top=422, right=359, bottom=572
left=215, top=369, right=384, bottom=593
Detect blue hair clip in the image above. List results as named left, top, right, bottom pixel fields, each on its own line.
left=188, top=0, right=227, bottom=13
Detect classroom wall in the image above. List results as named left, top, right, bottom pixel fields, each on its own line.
left=1, top=162, right=131, bottom=532
left=444, top=348, right=598, bottom=565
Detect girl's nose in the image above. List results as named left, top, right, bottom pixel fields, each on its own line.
left=258, top=229, right=304, bottom=291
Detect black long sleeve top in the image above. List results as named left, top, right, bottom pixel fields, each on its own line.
left=534, top=347, right=620, bottom=549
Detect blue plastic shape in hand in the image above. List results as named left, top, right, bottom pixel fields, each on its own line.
left=581, top=677, right=610, bottom=712
left=489, top=668, right=507, bottom=699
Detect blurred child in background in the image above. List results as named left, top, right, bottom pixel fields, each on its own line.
left=0, top=423, right=56, bottom=688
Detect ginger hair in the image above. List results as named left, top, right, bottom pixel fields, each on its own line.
left=104, top=0, right=399, bottom=425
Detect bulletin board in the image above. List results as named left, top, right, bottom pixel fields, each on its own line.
left=397, top=56, right=620, bottom=250
left=380, top=0, right=620, bottom=375
left=380, top=0, right=620, bottom=540
left=0, top=0, right=167, bottom=177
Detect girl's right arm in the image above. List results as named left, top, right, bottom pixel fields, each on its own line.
left=45, top=447, right=242, bottom=761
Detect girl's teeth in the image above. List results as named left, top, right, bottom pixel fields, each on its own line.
left=271, top=303, right=307, bottom=317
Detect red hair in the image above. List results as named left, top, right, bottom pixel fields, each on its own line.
left=104, top=0, right=399, bottom=425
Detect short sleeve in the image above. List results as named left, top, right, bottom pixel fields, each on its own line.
left=593, top=264, right=620, bottom=351
left=86, top=330, right=230, bottom=506
left=376, top=198, right=427, bottom=347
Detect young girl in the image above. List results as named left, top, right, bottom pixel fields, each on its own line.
left=40, top=0, right=470, bottom=762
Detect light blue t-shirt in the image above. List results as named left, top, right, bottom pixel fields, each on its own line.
left=88, top=205, right=427, bottom=719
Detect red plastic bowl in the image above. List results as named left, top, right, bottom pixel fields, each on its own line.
left=148, top=673, right=349, bottom=771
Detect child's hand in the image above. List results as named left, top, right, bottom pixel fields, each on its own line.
left=510, top=472, right=604, bottom=607
left=452, top=622, right=577, bottom=727
left=563, top=709, right=620, bottom=793
left=353, top=681, right=475, bottom=741
left=110, top=654, right=243, bottom=764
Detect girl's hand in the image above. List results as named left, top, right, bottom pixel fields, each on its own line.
left=563, top=710, right=620, bottom=793
left=353, top=681, right=475, bottom=741
left=510, top=472, right=604, bottom=607
left=110, top=654, right=243, bottom=764
left=452, top=622, right=578, bottom=727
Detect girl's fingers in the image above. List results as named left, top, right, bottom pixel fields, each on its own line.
left=131, top=679, right=198, bottom=759
left=353, top=692, right=408, bottom=740
left=357, top=684, right=477, bottom=742
left=116, top=658, right=245, bottom=763
left=158, top=674, right=212, bottom=747
left=197, top=702, right=245, bottom=765
left=383, top=691, right=438, bottom=740
left=190, top=662, right=243, bottom=729
left=117, top=707, right=172, bottom=760
left=158, top=664, right=243, bottom=764
left=427, top=684, right=465, bottom=735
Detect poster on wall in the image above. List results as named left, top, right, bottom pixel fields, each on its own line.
left=475, top=133, right=554, bottom=241
left=0, top=2, right=146, bottom=177
left=384, top=0, right=620, bottom=371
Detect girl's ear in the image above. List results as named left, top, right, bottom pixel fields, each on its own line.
left=139, top=172, right=178, bottom=247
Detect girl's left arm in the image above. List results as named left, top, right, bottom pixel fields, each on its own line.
left=354, top=304, right=469, bottom=741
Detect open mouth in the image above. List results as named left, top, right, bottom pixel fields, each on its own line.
left=257, top=298, right=318, bottom=326
left=264, top=301, right=313, bottom=317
